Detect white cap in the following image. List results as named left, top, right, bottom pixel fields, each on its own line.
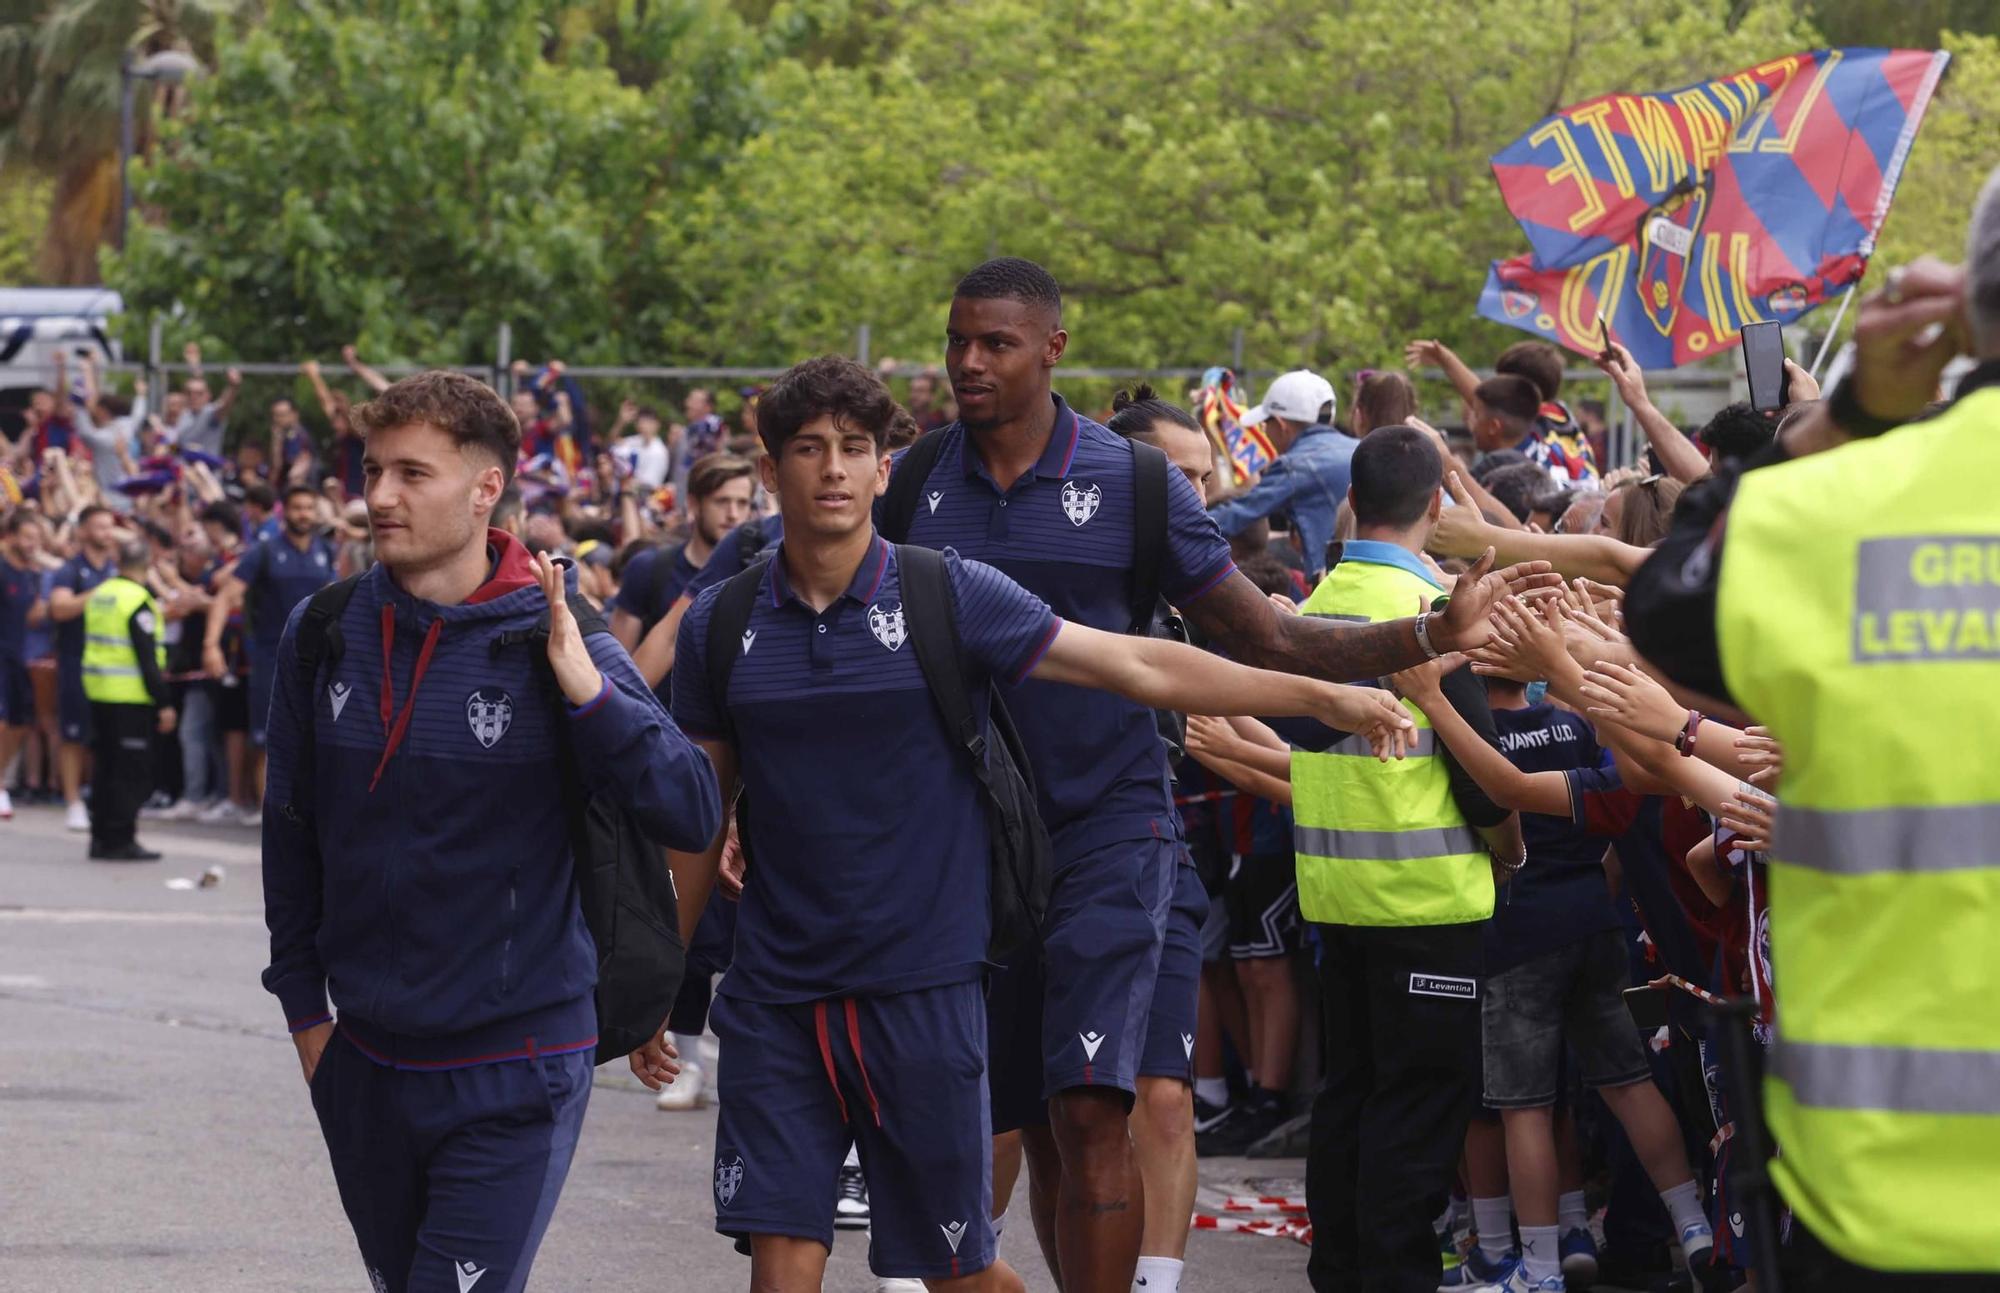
left=1241, top=369, right=1336, bottom=428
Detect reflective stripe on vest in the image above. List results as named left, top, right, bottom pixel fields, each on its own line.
left=80, top=578, right=162, bottom=705
left=1290, top=556, right=1491, bottom=928
left=1715, top=385, right=2000, bottom=1272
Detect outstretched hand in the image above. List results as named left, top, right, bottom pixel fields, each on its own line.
left=1316, top=683, right=1418, bottom=761
left=1578, top=660, right=1683, bottom=744
left=1430, top=549, right=1561, bottom=654
left=535, top=551, right=604, bottom=707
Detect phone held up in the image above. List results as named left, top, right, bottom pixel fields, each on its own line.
left=1741, top=320, right=1790, bottom=413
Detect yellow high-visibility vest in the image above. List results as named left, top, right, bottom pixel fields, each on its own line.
left=1292, top=551, right=1491, bottom=927
left=1716, top=385, right=2000, bottom=1273
left=81, top=577, right=162, bottom=706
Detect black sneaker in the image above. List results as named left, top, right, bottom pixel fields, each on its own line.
left=834, top=1161, right=869, bottom=1230
left=1196, top=1094, right=1285, bottom=1157
left=1193, top=1092, right=1232, bottom=1134
left=89, top=842, right=162, bottom=862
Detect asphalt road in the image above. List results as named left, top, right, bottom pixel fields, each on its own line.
left=0, top=804, right=1311, bottom=1291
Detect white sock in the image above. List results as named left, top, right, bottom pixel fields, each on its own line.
left=1558, top=1188, right=1589, bottom=1235
left=1193, top=1076, right=1227, bottom=1105
left=1133, top=1255, right=1183, bottom=1292
left=1660, top=1179, right=1707, bottom=1238
left=1519, top=1225, right=1560, bottom=1282
left=671, top=1032, right=702, bottom=1063
left=992, top=1209, right=1006, bottom=1238
left=1472, top=1195, right=1513, bottom=1261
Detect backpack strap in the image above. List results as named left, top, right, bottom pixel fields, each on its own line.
left=702, top=562, right=769, bottom=742
left=294, top=573, right=365, bottom=681
left=897, top=545, right=983, bottom=762
left=1128, top=438, right=1169, bottom=632
left=878, top=427, right=955, bottom=544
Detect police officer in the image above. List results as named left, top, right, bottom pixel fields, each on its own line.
left=1290, top=427, right=1523, bottom=1293
left=81, top=539, right=174, bottom=861
left=1628, top=174, right=2000, bottom=1287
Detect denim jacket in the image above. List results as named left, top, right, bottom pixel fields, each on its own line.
left=1206, top=423, right=1357, bottom=575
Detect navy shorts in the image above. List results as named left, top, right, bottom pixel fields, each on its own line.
left=711, top=981, right=995, bottom=1281
left=1139, top=859, right=1208, bottom=1083
left=57, top=660, right=89, bottom=743
left=310, top=1029, right=592, bottom=1293
left=249, top=654, right=276, bottom=747
left=0, top=655, right=31, bottom=726
left=1039, top=832, right=1177, bottom=1101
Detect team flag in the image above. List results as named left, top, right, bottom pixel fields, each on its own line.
left=1197, top=367, right=1274, bottom=485
left=1476, top=47, right=1950, bottom=368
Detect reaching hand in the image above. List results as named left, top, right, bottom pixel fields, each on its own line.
left=534, top=551, right=604, bottom=707
left=1389, top=651, right=1466, bottom=708
left=1316, top=683, right=1417, bottom=761
left=618, top=398, right=639, bottom=426
left=1577, top=660, right=1684, bottom=743
left=1429, top=550, right=1562, bottom=655
left=1717, top=785, right=1777, bottom=854
left=225, top=367, right=242, bottom=387
left=627, top=1030, right=683, bottom=1092
left=1735, top=726, right=1784, bottom=786
left=341, top=344, right=359, bottom=365
left=1184, top=714, right=1236, bottom=762
left=1593, top=340, right=1651, bottom=409
left=1403, top=339, right=1448, bottom=369
left=182, top=341, right=202, bottom=367
left=300, top=359, right=319, bottom=378
left=1428, top=474, right=1491, bottom=557
left=1484, top=595, right=1571, bottom=682
left=1851, top=256, right=1966, bottom=422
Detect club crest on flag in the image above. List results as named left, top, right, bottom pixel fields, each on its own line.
left=1061, top=480, right=1101, bottom=527
left=868, top=602, right=907, bottom=651
left=465, top=690, right=513, bottom=749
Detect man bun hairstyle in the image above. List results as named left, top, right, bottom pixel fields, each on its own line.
left=757, top=356, right=898, bottom=456
left=356, top=371, right=521, bottom=484
left=686, top=452, right=756, bottom=501
left=1496, top=340, right=1564, bottom=402
left=953, top=256, right=1063, bottom=323
left=1106, top=384, right=1202, bottom=440
left=1348, top=424, right=1445, bottom=530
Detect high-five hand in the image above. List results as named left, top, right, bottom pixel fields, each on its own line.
left=535, top=551, right=604, bottom=706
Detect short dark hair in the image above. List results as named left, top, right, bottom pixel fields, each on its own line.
left=98, top=393, right=132, bottom=418
left=1349, top=425, right=1445, bottom=529
left=757, top=356, right=898, bottom=455
left=1236, top=551, right=1296, bottom=599
left=1352, top=371, right=1418, bottom=436
left=1470, top=448, right=1529, bottom=483
left=199, top=501, right=241, bottom=532
left=1696, top=401, right=1774, bottom=460
left=953, top=257, right=1063, bottom=322
left=1483, top=462, right=1549, bottom=523
left=2, top=507, right=43, bottom=535
left=242, top=484, right=276, bottom=511
left=282, top=483, right=320, bottom=505
left=1106, top=384, right=1202, bottom=441
left=686, top=452, right=755, bottom=501
left=77, top=503, right=114, bottom=526
left=356, top=371, right=521, bottom=483
left=1474, top=374, right=1542, bottom=426
left=1496, top=341, right=1563, bottom=401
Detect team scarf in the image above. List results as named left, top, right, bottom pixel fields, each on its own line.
left=1197, top=367, right=1273, bottom=486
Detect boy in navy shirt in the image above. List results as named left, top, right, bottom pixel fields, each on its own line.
left=660, top=356, right=1412, bottom=1293
left=889, top=259, right=1553, bottom=1291
left=47, top=504, right=120, bottom=831
left=263, top=372, right=720, bottom=1293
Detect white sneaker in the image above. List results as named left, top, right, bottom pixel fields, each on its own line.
left=152, top=799, right=199, bottom=822
left=237, top=803, right=262, bottom=827
left=655, top=1060, right=706, bottom=1110
left=197, top=799, right=239, bottom=824
left=65, top=800, right=89, bottom=831
left=0, top=788, right=12, bottom=820
left=876, top=1281, right=926, bottom=1292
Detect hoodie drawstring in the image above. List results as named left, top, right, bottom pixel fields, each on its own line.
left=370, top=604, right=443, bottom=793
left=811, top=998, right=884, bottom=1129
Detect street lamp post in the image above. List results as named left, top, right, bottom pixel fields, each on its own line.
left=117, top=48, right=202, bottom=249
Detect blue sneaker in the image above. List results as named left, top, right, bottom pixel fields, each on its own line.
left=1558, top=1227, right=1598, bottom=1287
left=1439, top=1247, right=1518, bottom=1290
left=1678, top=1220, right=1715, bottom=1273
left=1495, top=1265, right=1565, bottom=1292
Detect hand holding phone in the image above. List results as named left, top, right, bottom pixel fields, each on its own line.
left=1742, top=320, right=1789, bottom=412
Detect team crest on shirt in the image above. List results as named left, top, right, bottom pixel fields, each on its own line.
left=868, top=602, right=907, bottom=652
left=1060, top=479, right=1101, bottom=527
left=465, top=690, right=513, bottom=749
left=715, top=1156, right=744, bottom=1208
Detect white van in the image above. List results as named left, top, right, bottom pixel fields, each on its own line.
left=0, top=286, right=124, bottom=440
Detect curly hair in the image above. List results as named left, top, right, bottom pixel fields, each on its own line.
left=355, top=371, right=521, bottom=483
left=756, top=356, right=899, bottom=455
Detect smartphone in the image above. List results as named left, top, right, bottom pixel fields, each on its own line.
left=1742, top=320, right=1788, bottom=412
left=1595, top=311, right=1615, bottom=362
left=1623, top=984, right=1671, bottom=1030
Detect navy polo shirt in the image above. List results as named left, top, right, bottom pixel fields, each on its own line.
left=614, top=544, right=700, bottom=637
left=0, top=556, right=39, bottom=659
left=52, top=552, right=116, bottom=666
left=886, top=396, right=1237, bottom=848
left=674, top=537, right=1059, bottom=1003
left=233, top=532, right=338, bottom=650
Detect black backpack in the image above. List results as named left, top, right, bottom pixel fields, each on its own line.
left=704, top=543, right=1052, bottom=961
left=294, top=573, right=685, bottom=1066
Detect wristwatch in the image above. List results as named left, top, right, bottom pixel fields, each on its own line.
left=1825, top=377, right=1904, bottom=439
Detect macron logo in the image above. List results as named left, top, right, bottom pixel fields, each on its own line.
left=927, top=490, right=944, bottom=514
left=328, top=682, right=351, bottom=722
left=1079, top=1031, right=1105, bottom=1062
left=455, top=1262, right=487, bottom=1293
left=1181, top=1032, right=1194, bottom=1060
left=740, top=630, right=756, bottom=656
left=941, top=1219, right=968, bottom=1254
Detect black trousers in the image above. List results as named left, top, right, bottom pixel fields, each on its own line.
left=1307, top=919, right=1484, bottom=1293
left=88, top=702, right=154, bottom=849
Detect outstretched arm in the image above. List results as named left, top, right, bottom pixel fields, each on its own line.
left=1405, top=339, right=1481, bottom=408
left=1593, top=342, right=1710, bottom=484
left=1429, top=473, right=1652, bottom=585
left=341, top=345, right=391, bottom=394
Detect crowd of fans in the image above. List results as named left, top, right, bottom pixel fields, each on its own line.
left=0, top=314, right=1847, bottom=1293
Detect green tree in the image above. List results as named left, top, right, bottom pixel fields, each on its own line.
left=1870, top=32, right=2000, bottom=283
left=0, top=168, right=53, bottom=282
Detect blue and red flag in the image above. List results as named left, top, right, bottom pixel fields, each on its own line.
left=1476, top=48, right=1949, bottom=368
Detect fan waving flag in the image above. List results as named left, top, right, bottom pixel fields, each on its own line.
left=1476, top=47, right=1949, bottom=368
left=1197, top=366, right=1273, bottom=486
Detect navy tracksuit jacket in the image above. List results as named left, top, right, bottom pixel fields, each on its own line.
left=261, top=531, right=720, bottom=1293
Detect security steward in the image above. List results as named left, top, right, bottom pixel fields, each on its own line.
left=81, top=538, right=174, bottom=861
left=1289, top=425, right=1523, bottom=1293
left=1626, top=202, right=2000, bottom=1288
